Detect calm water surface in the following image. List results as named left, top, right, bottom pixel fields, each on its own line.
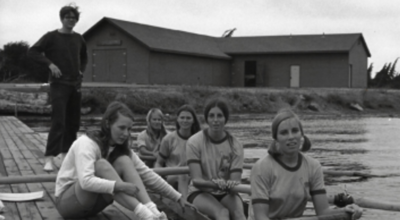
left=21, top=114, right=400, bottom=220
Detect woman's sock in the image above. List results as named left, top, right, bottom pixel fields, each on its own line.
left=133, top=203, right=154, bottom=219
left=144, top=202, right=161, bottom=216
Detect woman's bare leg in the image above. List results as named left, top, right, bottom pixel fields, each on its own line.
left=220, top=193, right=246, bottom=220
left=192, top=193, right=230, bottom=220
left=72, top=178, right=113, bottom=210
left=112, top=155, right=151, bottom=204
left=90, top=158, right=141, bottom=211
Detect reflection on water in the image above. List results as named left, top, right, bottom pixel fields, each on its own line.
left=20, top=115, right=400, bottom=220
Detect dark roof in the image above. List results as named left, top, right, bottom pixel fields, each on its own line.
left=84, top=17, right=371, bottom=58
left=217, top=33, right=371, bottom=57
left=84, top=17, right=231, bottom=59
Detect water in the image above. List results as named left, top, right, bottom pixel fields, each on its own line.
left=20, top=114, right=400, bottom=219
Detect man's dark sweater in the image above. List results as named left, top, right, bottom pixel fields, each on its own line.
left=28, top=30, right=88, bottom=87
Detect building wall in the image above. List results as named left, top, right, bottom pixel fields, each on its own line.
left=231, top=53, right=350, bottom=88
left=149, top=52, right=231, bottom=86
left=84, top=23, right=150, bottom=84
left=349, top=38, right=369, bottom=88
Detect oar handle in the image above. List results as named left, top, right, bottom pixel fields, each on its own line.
left=192, top=180, right=251, bottom=194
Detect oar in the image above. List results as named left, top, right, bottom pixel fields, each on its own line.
left=0, top=167, right=190, bottom=184
left=243, top=163, right=394, bottom=178
left=193, top=180, right=400, bottom=212
left=192, top=180, right=352, bottom=220
left=284, top=212, right=351, bottom=220
left=139, top=155, right=157, bottom=161
left=326, top=194, right=400, bottom=212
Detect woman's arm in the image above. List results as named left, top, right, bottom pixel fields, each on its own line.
left=312, top=194, right=336, bottom=215
left=177, top=174, right=190, bottom=199
left=74, top=138, right=116, bottom=194
left=137, top=131, right=157, bottom=156
left=155, top=136, right=170, bottom=168
left=131, top=151, right=181, bottom=202
left=139, top=145, right=156, bottom=156
left=312, top=194, right=363, bottom=219
left=253, top=203, right=270, bottom=220
left=154, top=155, right=165, bottom=168
left=188, top=163, right=215, bottom=192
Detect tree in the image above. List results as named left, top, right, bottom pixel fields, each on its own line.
left=0, top=41, right=48, bottom=82
left=369, top=58, right=400, bottom=88
left=0, top=41, right=29, bottom=82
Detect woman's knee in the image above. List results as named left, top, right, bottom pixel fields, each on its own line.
left=218, top=207, right=230, bottom=218
left=113, top=155, right=132, bottom=166
left=231, top=209, right=246, bottom=220
left=112, top=155, right=134, bottom=175
left=221, top=194, right=245, bottom=219
left=94, top=159, right=114, bottom=176
left=193, top=193, right=230, bottom=220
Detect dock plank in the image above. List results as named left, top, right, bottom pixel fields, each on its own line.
left=0, top=118, right=61, bottom=220
left=0, top=117, right=133, bottom=220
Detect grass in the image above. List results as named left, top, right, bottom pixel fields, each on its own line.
left=2, top=84, right=400, bottom=116
left=76, top=85, right=400, bottom=116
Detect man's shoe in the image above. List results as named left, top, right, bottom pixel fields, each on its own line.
left=43, top=156, right=54, bottom=171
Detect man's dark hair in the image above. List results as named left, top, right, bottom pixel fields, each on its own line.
left=59, top=4, right=80, bottom=21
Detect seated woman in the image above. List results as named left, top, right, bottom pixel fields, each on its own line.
left=55, top=101, right=186, bottom=220
left=137, top=108, right=168, bottom=168
left=186, top=98, right=246, bottom=220
left=155, top=104, right=201, bottom=191
left=249, top=109, right=363, bottom=220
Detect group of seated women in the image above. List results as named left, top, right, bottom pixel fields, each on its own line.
left=54, top=97, right=363, bottom=220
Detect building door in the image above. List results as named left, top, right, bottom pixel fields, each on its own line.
left=92, top=49, right=127, bottom=82
left=290, top=65, right=300, bottom=88
left=244, top=61, right=256, bottom=87
left=348, top=64, right=353, bottom=88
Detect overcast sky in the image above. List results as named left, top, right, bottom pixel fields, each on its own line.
left=1, top=0, right=399, bottom=76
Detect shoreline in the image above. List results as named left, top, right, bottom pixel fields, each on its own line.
left=1, top=83, right=400, bottom=117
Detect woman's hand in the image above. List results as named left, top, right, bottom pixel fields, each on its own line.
left=226, top=180, right=240, bottom=190
left=177, top=196, right=196, bottom=213
left=344, top=204, right=363, bottom=220
left=212, top=179, right=227, bottom=190
left=114, top=182, right=140, bottom=197
left=153, top=151, right=159, bottom=158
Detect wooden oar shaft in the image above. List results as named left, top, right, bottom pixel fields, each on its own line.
left=139, top=155, right=157, bottom=161
left=0, top=167, right=190, bottom=184
left=194, top=180, right=400, bottom=212
left=353, top=197, right=400, bottom=212
left=243, top=163, right=382, bottom=178
left=286, top=212, right=351, bottom=220
left=326, top=194, right=400, bottom=212
left=0, top=174, right=56, bottom=184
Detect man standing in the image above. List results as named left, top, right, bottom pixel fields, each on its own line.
left=28, top=4, right=87, bottom=171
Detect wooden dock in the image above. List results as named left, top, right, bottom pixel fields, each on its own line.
left=0, top=116, right=138, bottom=220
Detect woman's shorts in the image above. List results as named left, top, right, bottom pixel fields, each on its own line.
left=55, top=183, right=113, bottom=219
left=187, top=191, right=242, bottom=204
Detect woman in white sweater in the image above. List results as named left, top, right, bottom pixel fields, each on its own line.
left=55, top=101, right=185, bottom=220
